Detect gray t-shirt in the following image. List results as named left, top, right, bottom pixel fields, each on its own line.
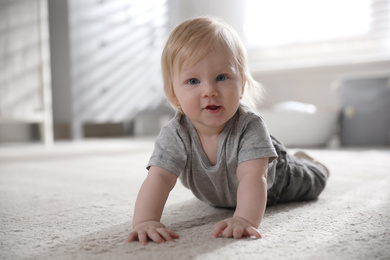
left=147, top=105, right=278, bottom=208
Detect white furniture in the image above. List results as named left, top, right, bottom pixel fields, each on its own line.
left=259, top=102, right=339, bottom=147
left=48, top=0, right=167, bottom=140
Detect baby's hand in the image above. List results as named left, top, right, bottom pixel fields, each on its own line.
left=211, top=216, right=262, bottom=239
left=127, top=221, right=179, bottom=245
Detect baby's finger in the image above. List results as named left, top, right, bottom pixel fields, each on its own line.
left=148, top=230, right=165, bottom=244
left=233, top=226, right=244, bottom=239
left=222, top=225, right=234, bottom=238
left=138, top=231, right=149, bottom=245
left=168, top=230, right=180, bottom=239
left=245, top=227, right=262, bottom=239
left=127, top=231, right=137, bottom=243
left=156, top=228, right=177, bottom=242
left=211, top=221, right=227, bottom=238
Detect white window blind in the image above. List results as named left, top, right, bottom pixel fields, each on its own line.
left=244, top=0, right=390, bottom=71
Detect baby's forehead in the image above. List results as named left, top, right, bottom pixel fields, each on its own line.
left=174, top=45, right=235, bottom=72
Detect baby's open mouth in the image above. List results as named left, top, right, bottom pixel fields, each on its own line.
left=206, top=105, right=221, bottom=110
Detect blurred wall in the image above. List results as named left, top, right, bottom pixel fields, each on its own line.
left=1, top=0, right=389, bottom=143
left=166, top=0, right=390, bottom=110
left=167, top=0, right=245, bottom=36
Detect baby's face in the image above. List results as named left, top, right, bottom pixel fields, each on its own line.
left=172, top=48, right=245, bottom=135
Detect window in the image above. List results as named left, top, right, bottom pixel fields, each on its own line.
left=244, top=0, right=390, bottom=71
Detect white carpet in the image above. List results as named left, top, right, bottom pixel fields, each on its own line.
left=1, top=138, right=390, bottom=260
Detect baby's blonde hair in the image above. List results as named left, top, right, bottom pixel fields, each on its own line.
left=161, top=16, right=263, bottom=113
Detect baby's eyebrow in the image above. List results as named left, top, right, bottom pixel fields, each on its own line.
left=180, top=67, right=196, bottom=75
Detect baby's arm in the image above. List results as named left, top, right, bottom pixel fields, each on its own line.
left=127, top=166, right=178, bottom=245
left=211, top=157, right=268, bottom=239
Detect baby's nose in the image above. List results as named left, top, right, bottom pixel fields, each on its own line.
left=202, top=82, right=218, bottom=97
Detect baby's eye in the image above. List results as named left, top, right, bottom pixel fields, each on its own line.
left=187, top=78, right=200, bottom=85
left=216, top=74, right=227, bottom=81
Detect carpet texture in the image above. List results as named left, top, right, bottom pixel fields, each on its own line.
left=1, top=139, right=389, bottom=260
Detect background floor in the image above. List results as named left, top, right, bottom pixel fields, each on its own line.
left=1, top=139, right=389, bottom=259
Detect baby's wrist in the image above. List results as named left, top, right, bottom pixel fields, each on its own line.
left=232, top=214, right=259, bottom=228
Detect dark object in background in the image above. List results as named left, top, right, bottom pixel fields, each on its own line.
left=339, top=76, right=390, bottom=146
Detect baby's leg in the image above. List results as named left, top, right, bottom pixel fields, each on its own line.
left=268, top=136, right=328, bottom=205
left=294, top=151, right=329, bottom=179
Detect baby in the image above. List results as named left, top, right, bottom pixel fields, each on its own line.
left=127, top=16, right=329, bottom=245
